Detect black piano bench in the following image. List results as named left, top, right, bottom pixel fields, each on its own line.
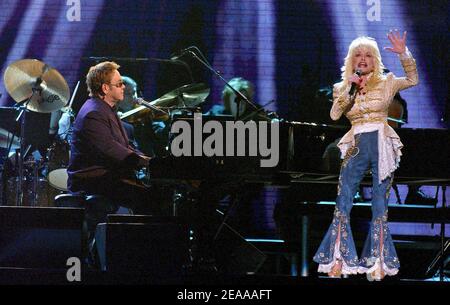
left=53, top=193, right=122, bottom=266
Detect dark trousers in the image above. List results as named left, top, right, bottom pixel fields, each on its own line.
left=70, top=174, right=165, bottom=260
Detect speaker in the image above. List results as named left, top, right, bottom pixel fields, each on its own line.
left=95, top=215, right=189, bottom=278
left=213, top=223, right=267, bottom=275
left=0, top=206, right=84, bottom=269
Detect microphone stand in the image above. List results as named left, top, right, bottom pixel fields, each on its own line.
left=183, top=49, right=259, bottom=121
left=240, top=100, right=278, bottom=122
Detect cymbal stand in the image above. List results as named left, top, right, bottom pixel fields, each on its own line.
left=31, top=155, right=41, bottom=207
left=14, top=88, right=39, bottom=206
left=2, top=127, right=18, bottom=204
left=15, top=102, right=30, bottom=206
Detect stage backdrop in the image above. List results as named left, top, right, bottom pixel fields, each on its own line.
left=0, top=0, right=448, bottom=237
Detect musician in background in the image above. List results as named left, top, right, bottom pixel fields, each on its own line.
left=119, top=76, right=170, bottom=157
left=189, top=77, right=265, bottom=269
left=206, top=77, right=255, bottom=119
left=313, top=30, right=418, bottom=281
left=117, top=76, right=138, bottom=114
left=67, top=62, right=162, bottom=261
left=116, top=76, right=140, bottom=149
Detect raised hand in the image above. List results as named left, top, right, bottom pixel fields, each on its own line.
left=384, top=29, right=407, bottom=54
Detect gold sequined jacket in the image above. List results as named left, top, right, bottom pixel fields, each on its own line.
left=330, top=51, right=418, bottom=182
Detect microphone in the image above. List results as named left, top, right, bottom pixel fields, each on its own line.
left=349, top=69, right=362, bottom=96
left=134, top=98, right=168, bottom=115
left=134, top=97, right=152, bottom=107
left=170, top=47, right=193, bottom=60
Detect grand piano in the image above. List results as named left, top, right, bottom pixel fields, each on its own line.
left=273, top=121, right=449, bottom=278
left=148, top=118, right=450, bottom=187
left=147, top=117, right=449, bottom=277
left=277, top=121, right=450, bottom=186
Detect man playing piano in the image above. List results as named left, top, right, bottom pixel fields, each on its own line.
left=313, top=30, right=418, bottom=281
left=67, top=62, right=161, bottom=258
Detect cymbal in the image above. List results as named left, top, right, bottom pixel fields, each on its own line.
left=0, top=128, right=20, bottom=150
left=3, top=59, right=70, bottom=113
left=119, top=105, right=170, bottom=122
left=152, top=83, right=210, bottom=108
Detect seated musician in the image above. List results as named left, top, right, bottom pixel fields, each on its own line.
left=67, top=62, right=162, bottom=259
left=206, top=77, right=254, bottom=118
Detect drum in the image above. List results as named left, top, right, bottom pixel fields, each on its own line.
left=48, top=168, right=68, bottom=192
left=46, top=139, right=70, bottom=190
left=5, top=176, right=60, bottom=207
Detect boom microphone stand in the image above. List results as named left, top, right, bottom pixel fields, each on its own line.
left=177, top=46, right=259, bottom=121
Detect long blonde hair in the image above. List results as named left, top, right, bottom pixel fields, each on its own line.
left=340, top=36, right=385, bottom=83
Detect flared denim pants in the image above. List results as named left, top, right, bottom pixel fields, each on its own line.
left=313, top=131, right=400, bottom=275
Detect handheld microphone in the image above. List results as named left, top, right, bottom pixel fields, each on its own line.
left=349, top=69, right=362, bottom=96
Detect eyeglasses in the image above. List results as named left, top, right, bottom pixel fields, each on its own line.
left=108, top=81, right=125, bottom=88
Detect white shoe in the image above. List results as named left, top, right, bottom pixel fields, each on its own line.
left=366, top=269, right=385, bottom=281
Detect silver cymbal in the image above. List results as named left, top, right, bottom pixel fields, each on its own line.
left=0, top=128, right=19, bottom=150
left=152, top=83, right=210, bottom=108
left=3, top=59, right=70, bottom=113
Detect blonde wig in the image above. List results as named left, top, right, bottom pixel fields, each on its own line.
left=340, top=36, right=385, bottom=83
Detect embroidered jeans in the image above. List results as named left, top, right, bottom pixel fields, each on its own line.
left=313, top=131, right=400, bottom=274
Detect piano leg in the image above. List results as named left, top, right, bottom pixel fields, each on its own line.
left=427, top=185, right=449, bottom=281
left=439, top=186, right=447, bottom=281
left=300, top=215, right=309, bottom=277
left=392, top=184, right=402, bottom=204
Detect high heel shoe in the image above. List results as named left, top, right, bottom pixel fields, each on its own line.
left=328, top=260, right=342, bottom=278
left=366, top=269, right=385, bottom=281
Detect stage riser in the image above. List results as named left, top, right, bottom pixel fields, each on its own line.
left=0, top=206, right=84, bottom=269
left=95, top=222, right=190, bottom=278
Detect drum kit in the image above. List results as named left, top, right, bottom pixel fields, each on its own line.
left=1, top=58, right=210, bottom=207
left=1, top=59, right=70, bottom=206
